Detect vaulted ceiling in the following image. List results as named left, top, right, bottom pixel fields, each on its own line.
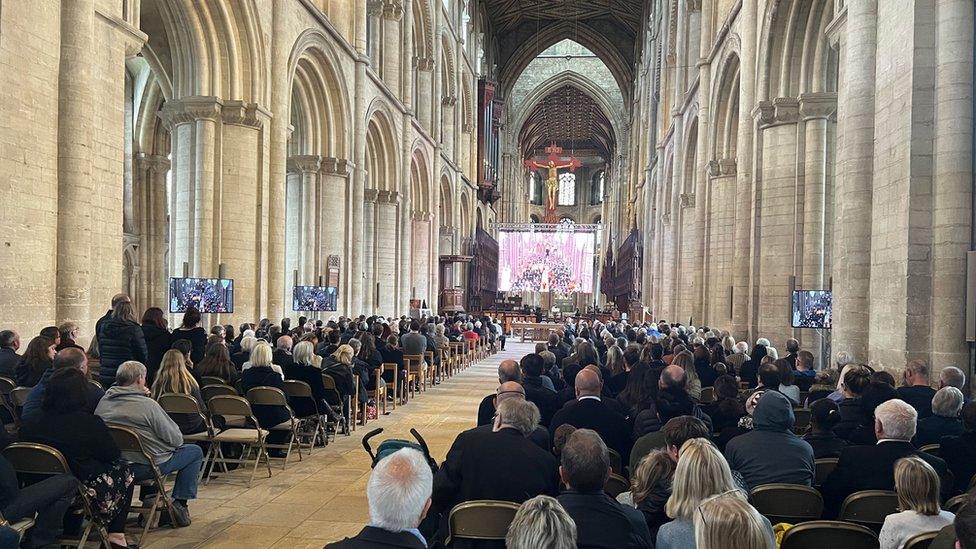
left=519, top=85, right=615, bottom=160
left=483, top=0, right=644, bottom=34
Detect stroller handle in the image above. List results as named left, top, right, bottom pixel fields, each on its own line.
left=362, top=428, right=384, bottom=460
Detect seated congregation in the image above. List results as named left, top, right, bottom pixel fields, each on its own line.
left=330, top=320, right=976, bottom=549
left=0, top=293, right=502, bottom=548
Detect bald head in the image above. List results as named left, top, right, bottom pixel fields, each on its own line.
left=496, top=381, right=526, bottom=405
left=53, top=347, right=89, bottom=374
left=498, top=359, right=522, bottom=383
left=575, top=368, right=602, bottom=398
left=659, top=364, right=687, bottom=391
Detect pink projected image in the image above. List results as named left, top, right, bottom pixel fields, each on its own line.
left=498, top=230, right=595, bottom=293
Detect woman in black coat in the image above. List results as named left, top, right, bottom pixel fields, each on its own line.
left=140, top=307, right=170, bottom=386
left=240, top=343, right=290, bottom=456
left=170, top=307, right=207, bottom=365
left=96, top=300, right=148, bottom=387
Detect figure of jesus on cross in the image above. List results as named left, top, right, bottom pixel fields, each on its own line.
left=524, top=144, right=582, bottom=214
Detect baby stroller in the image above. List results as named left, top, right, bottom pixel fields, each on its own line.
left=362, top=427, right=438, bottom=473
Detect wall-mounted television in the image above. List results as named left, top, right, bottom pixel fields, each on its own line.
left=791, top=290, right=831, bottom=329
left=169, top=278, right=234, bottom=313
left=293, top=285, right=338, bottom=312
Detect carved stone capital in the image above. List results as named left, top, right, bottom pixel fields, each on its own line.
left=680, top=193, right=696, bottom=208
left=364, top=188, right=380, bottom=203
left=718, top=158, right=737, bottom=176
left=799, top=92, right=838, bottom=120
left=751, top=100, right=775, bottom=126
left=686, top=0, right=702, bottom=11
left=320, top=157, right=351, bottom=177
left=159, top=96, right=222, bottom=129
left=382, top=0, right=404, bottom=20
left=773, top=97, right=800, bottom=124
left=222, top=100, right=269, bottom=129
left=707, top=160, right=721, bottom=177
left=137, top=154, right=171, bottom=173
left=411, top=210, right=433, bottom=221
left=462, top=123, right=473, bottom=134
left=366, top=0, right=384, bottom=17
left=415, top=56, right=435, bottom=72
left=442, top=95, right=457, bottom=107
left=287, top=155, right=322, bottom=174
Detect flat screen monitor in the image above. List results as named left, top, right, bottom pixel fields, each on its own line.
left=791, top=290, right=832, bottom=329
left=293, top=285, right=338, bottom=312
left=169, top=278, right=234, bottom=313
left=497, top=230, right=595, bottom=293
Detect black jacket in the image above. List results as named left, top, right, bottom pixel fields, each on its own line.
left=96, top=316, right=149, bottom=382
left=803, top=431, right=848, bottom=459
left=834, top=398, right=870, bottom=441
left=523, top=376, right=561, bottom=426
left=325, top=526, right=426, bottom=549
left=283, top=362, right=329, bottom=417
left=273, top=349, right=295, bottom=369
left=550, top=398, right=632, bottom=463
left=941, top=431, right=976, bottom=494
left=898, top=385, right=937, bottom=419
left=170, top=327, right=207, bottom=365
left=240, top=366, right=290, bottom=429
left=914, top=415, right=964, bottom=447
left=19, top=411, right=120, bottom=481
left=820, top=440, right=950, bottom=516
left=141, top=324, right=171, bottom=384
left=0, top=347, right=19, bottom=379
left=557, top=491, right=653, bottom=549
left=432, top=427, right=559, bottom=515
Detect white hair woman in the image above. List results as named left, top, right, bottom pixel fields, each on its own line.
left=914, top=386, right=965, bottom=446
left=241, top=339, right=283, bottom=377
left=656, top=438, right=775, bottom=549
left=879, top=457, right=955, bottom=549
left=693, top=492, right=773, bottom=549
left=506, top=495, right=577, bottom=549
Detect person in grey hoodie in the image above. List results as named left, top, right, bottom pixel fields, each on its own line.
left=724, top=390, right=815, bottom=489
left=95, top=360, right=203, bottom=527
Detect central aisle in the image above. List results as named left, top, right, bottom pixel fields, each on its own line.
left=143, top=342, right=533, bottom=548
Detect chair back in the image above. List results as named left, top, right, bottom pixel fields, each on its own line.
left=750, top=483, right=824, bottom=524
left=202, top=384, right=238, bottom=403
left=447, top=500, right=521, bottom=544
left=780, top=520, right=878, bottom=549
left=158, top=392, right=204, bottom=415
left=814, top=458, right=839, bottom=486
left=699, top=386, right=715, bottom=403
left=208, top=395, right=259, bottom=426
left=200, top=376, right=227, bottom=387
left=903, top=531, right=939, bottom=549
left=604, top=472, right=629, bottom=498
left=919, top=443, right=940, bottom=457
left=608, top=448, right=624, bottom=475
left=793, top=408, right=812, bottom=430
left=839, top=490, right=899, bottom=527
left=106, top=424, right=155, bottom=464
left=8, top=387, right=30, bottom=408
left=2, top=442, right=71, bottom=476
left=946, top=493, right=969, bottom=514
left=283, top=379, right=313, bottom=399
left=321, top=375, right=337, bottom=391
left=320, top=374, right=344, bottom=406
left=246, top=386, right=289, bottom=407
left=0, top=377, right=15, bottom=395
left=404, top=354, right=424, bottom=374
left=382, top=362, right=399, bottom=373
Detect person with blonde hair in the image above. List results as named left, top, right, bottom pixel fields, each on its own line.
left=670, top=351, right=701, bottom=401
left=284, top=340, right=334, bottom=421
left=505, top=495, right=577, bottom=549
left=693, top=492, right=774, bottom=549
left=879, top=457, right=955, bottom=549
left=656, top=438, right=774, bottom=549
left=241, top=342, right=291, bottom=457
left=152, top=349, right=207, bottom=434
left=617, top=449, right=676, bottom=538
left=242, top=339, right=283, bottom=377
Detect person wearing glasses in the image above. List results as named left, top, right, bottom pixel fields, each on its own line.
left=656, top=438, right=774, bottom=549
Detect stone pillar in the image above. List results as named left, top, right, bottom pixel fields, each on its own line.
left=160, top=97, right=222, bottom=278
left=350, top=59, right=369, bottom=313
left=56, top=0, right=95, bottom=326
left=931, top=0, right=974, bottom=370
left=417, top=58, right=435, bottom=132
left=376, top=190, right=400, bottom=315
left=363, top=188, right=379, bottom=313
left=136, top=154, right=171, bottom=311
left=267, top=0, right=291, bottom=319
left=382, top=0, right=403, bottom=95
left=287, top=155, right=321, bottom=283
left=320, top=157, right=351, bottom=285
left=833, top=0, right=877, bottom=362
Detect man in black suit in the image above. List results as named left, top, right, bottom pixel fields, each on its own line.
left=433, top=398, right=559, bottom=517
left=821, top=398, right=950, bottom=517
left=471, top=382, right=549, bottom=451
left=272, top=335, right=295, bottom=368
left=557, top=429, right=653, bottom=549
left=476, top=360, right=522, bottom=426
left=0, top=330, right=20, bottom=379
left=326, top=448, right=432, bottom=549
left=520, top=354, right=561, bottom=426
left=898, top=359, right=937, bottom=419
left=549, top=368, right=631, bottom=463
left=940, top=401, right=976, bottom=494
left=547, top=332, right=569, bottom=365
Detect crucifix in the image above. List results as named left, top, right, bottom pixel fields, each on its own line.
left=524, top=143, right=582, bottom=215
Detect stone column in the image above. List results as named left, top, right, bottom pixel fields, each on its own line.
left=417, top=58, right=435, bottom=132
left=931, top=0, right=974, bottom=370
left=376, top=190, right=400, bottom=314
left=382, top=0, right=403, bottom=95
left=363, top=188, right=379, bottom=313
left=56, top=0, right=95, bottom=326
left=287, top=155, right=322, bottom=283
left=350, top=59, right=369, bottom=313
left=833, top=0, right=877, bottom=362
left=320, top=157, right=351, bottom=281
left=136, top=154, right=171, bottom=311
left=267, top=0, right=291, bottom=319
left=160, top=97, right=222, bottom=277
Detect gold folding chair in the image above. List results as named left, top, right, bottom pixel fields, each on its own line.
left=8, top=387, right=30, bottom=420
left=604, top=472, right=629, bottom=498
left=282, top=379, right=329, bottom=451
left=245, top=387, right=301, bottom=468
left=3, top=442, right=109, bottom=548
left=945, top=493, right=969, bottom=514
left=383, top=363, right=401, bottom=407
left=839, top=490, right=899, bottom=530
left=200, top=376, right=227, bottom=387
left=793, top=408, right=812, bottom=434
left=404, top=354, right=426, bottom=396
left=780, top=520, right=878, bottom=549
left=608, top=448, right=624, bottom=476
left=320, top=374, right=350, bottom=437
left=814, top=457, right=838, bottom=487
left=202, top=383, right=239, bottom=402
left=0, top=509, right=35, bottom=545
left=446, top=500, right=521, bottom=545
left=904, top=530, right=939, bottom=549
left=158, top=393, right=218, bottom=478
left=107, top=424, right=178, bottom=543
left=0, top=376, right=19, bottom=428
left=919, top=443, right=940, bottom=457
left=750, top=483, right=824, bottom=524
left=206, top=395, right=272, bottom=486
left=699, top=386, right=715, bottom=403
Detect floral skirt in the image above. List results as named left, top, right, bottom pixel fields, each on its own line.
left=82, top=460, right=134, bottom=524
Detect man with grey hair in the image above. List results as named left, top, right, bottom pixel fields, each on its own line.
left=898, top=359, right=937, bottom=418
left=834, top=350, right=853, bottom=370
left=557, top=429, right=652, bottom=549
left=549, top=369, right=630, bottom=460
left=95, top=361, right=203, bottom=527
left=327, top=448, right=432, bottom=548
left=0, top=329, right=20, bottom=378
left=914, top=386, right=965, bottom=446
left=939, top=366, right=967, bottom=394
left=433, top=398, right=558, bottom=527
left=821, top=398, right=949, bottom=516
left=726, top=340, right=749, bottom=373
left=470, top=382, right=549, bottom=450
left=273, top=334, right=295, bottom=368
left=476, top=359, right=523, bottom=425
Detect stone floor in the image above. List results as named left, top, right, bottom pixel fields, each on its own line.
left=138, top=342, right=529, bottom=548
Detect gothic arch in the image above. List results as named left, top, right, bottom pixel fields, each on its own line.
left=365, top=100, right=400, bottom=192
left=758, top=0, right=835, bottom=100
left=710, top=52, right=740, bottom=161
left=410, top=146, right=432, bottom=214
left=286, top=29, right=351, bottom=158
left=412, top=0, right=434, bottom=62
left=439, top=175, right=454, bottom=227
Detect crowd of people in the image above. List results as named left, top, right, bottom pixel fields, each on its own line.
left=326, top=317, right=976, bottom=549
left=0, top=293, right=507, bottom=548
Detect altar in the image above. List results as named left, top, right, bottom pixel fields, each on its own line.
left=511, top=321, right=564, bottom=342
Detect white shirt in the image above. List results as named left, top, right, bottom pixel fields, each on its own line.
left=578, top=395, right=602, bottom=402
left=241, top=361, right=285, bottom=379
left=879, top=510, right=954, bottom=549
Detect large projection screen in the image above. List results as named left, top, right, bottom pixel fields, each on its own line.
left=498, top=229, right=595, bottom=293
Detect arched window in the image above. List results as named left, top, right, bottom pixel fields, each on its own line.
left=591, top=170, right=605, bottom=205
left=558, top=172, right=576, bottom=206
